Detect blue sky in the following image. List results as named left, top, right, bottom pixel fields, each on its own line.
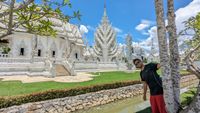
left=65, top=0, right=193, bottom=46
left=16, top=0, right=197, bottom=47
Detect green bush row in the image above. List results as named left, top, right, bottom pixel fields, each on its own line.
left=0, top=80, right=141, bottom=109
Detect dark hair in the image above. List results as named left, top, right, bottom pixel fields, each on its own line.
left=133, top=58, right=141, bottom=64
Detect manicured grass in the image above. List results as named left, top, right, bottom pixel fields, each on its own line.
left=0, top=71, right=141, bottom=97
left=181, top=88, right=197, bottom=107
left=0, top=70, right=191, bottom=97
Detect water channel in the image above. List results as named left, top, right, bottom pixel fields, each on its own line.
left=75, top=79, right=199, bottom=113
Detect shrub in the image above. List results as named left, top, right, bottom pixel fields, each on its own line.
left=0, top=80, right=141, bottom=109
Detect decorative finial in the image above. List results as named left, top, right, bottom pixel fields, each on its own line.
left=104, top=0, right=106, bottom=9
left=103, top=0, right=107, bottom=16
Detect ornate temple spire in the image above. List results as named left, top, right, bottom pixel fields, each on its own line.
left=126, top=34, right=133, bottom=70
left=102, top=0, right=109, bottom=24
left=93, top=0, right=118, bottom=62
left=149, top=37, right=156, bottom=62
left=103, top=0, right=107, bottom=17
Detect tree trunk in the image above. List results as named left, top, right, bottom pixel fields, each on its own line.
left=8, top=0, right=15, bottom=34
left=167, top=0, right=181, bottom=112
left=154, top=0, right=175, bottom=112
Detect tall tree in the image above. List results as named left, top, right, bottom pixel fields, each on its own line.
left=154, top=0, right=200, bottom=111
left=167, top=0, right=181, bottom=112
left=154, top=0, right=176, bottom=112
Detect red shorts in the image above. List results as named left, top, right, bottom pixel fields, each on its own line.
left=150, top=95, right=167, bottom=113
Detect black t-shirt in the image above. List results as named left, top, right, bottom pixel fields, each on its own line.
left=140, top=63, right=163, bottom=95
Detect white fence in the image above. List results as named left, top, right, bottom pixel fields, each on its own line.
left=0, top=53, right=9, bottom=58
left=73, top=61, right=127, bottom=71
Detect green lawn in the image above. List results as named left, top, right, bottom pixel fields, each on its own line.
left=0, top=71, right=141, bottom=97
left=181, top=88, right=197, bottom=107
left=0, top=70, right=190, bottom=97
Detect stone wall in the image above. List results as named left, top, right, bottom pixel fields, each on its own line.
left=0, top=84, right=143, bottom=113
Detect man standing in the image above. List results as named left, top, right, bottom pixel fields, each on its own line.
left=133, top=58, right=167, bottom=113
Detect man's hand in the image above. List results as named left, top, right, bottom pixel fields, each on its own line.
left=157, top=63, right=161, bottom=69
left=143, top=94, right=147, bottom=101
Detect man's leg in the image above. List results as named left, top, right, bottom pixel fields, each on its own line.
left=155, top=95, right=167, bottom=113
left=150, top=95, right=159, bottom=113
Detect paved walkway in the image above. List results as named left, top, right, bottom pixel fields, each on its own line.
left=0, top=72, right=97, bottom=83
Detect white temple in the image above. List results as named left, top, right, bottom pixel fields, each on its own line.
left=0, top=3, right=85, bottom=76
left=0, top=1, right=150, bottom=76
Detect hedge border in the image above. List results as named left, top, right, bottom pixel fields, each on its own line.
left=0, top=80, right=141, bottom=109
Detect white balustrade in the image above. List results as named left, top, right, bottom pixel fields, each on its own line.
left=0, top=53, right=9, bottom=58
left=0, top=57, right=31, bottom=63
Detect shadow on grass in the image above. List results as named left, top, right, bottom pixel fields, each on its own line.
left=136, top=107, right=151, bottom=113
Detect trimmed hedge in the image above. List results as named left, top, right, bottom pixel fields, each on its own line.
left=0, top=80, right=141, bottom=109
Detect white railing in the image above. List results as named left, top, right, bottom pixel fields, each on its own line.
left=0, top=56, right=65, bottom=63
left=0, top=57, right=31, bottom=63
left=74, top=61, right=98, bottom=64
left=98, top=62, right=117, bottom=65
left=0, top=53, right=9, bottom=58
left=0, top=57, right=47, bottom=63
left=63, top=60, right=76, bottom=76
left=33, top=57, right=46, bottom=62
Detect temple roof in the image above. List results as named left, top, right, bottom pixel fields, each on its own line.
left=0, top=3, right=84, bottom=46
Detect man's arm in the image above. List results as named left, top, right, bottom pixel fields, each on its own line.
left=157, top=63, right=161, bottom=69
left=143, top=81, right=148, bottom=101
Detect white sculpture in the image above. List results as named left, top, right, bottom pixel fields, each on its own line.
left=93, top=1, right=118, bottom=62
left=125, top=34, right=133, bottom=70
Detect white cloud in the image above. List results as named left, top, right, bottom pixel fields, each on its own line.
left=118, top=43, right=126, bottom=47
left=79, top=25, right=88, bottom=34
left=135, top=19, right=154, bottom=31
left=175, top=0, right=200, bottom=33
left=141, top=20, right=153, bottom=25
left=113, top=27, right=123, bottom=33
left=118, top=33, right=128, bottom=39
left=134, top=0, right=200, bottom=55
left=135, top=24, right=149, bottom=31
left=175, top=0, right=200, bottom=50
left=142, top=31, right=149, bottom=35
left=86, top=25, right=96, bottom=31
left=139, top=26, right=158, bottom=50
